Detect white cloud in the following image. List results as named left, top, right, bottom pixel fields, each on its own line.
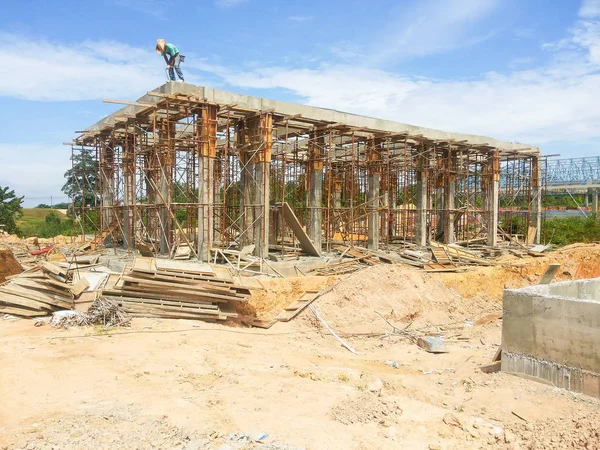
left=369, top=0, right=500, bottom=64
left=0, top=144, right=71, bottom=207
left=203, top=8, right=600, bottom=148
left=579, top=0, right=600, bottom=18
left=0, top=33, right=168, bottom=101
left=214, top=0, right=248, bottom=8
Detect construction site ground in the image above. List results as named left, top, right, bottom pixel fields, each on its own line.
left=2, top=244, right=600, bottom=449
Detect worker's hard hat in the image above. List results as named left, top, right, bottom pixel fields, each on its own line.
left=156, top=39, right=165, bottom=53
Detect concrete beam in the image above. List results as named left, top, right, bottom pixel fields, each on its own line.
left=82, top=82, right=540, bottom=155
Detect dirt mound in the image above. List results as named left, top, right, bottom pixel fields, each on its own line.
left=0, top=250, right=22, bottom=283
left=503, top=411, right=600, bottom=449
left=296, top=264, right=497, bottom=334
left=2, top=406, right=302, bottom=450
left=439, top=243, right=600, bottom=300
left=330, top=391, right=403, bottom=426
left=243, top=276, right=336, bottom=319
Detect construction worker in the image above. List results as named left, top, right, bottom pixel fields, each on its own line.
left=156, top=39, right=184, bottom=82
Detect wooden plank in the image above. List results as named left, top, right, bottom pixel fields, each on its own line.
left=0, top=285, right=73, bottom=309
left=131, top=267, right=233, bottom=284
left=539, top=264, right=561, bottom=285
left=121, top=278, right=248, bottom=301
left=124, top=272, right=236, bottom=293
left=480, top=361, right=501, bottom=373
left=41, top=262, right=68, bottom=278
left=117, top=304, right=230, bottom=320
left=492, top=347, right=502, bottom=362
left=282, top=202, right=320, bottom=257
left=103, top=287, right=240, bottom=303
left=250, top=318, right=278, bottom=329
left=119, top=300, right=221, bottom=315
left=0, top=306, right=48, bottom=317
left=0, top=292, right=54, bottom=311
left=114, top=296, right=219, bottom=310
left=526, top=226, right=537, bottom=245
left=276, top=290, right=321, bottom=322
left=11, top=278, right=72, bottom=297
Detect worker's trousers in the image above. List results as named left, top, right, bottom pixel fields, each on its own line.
left=168, top=54, right=184, bottom=81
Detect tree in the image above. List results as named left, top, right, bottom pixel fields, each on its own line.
left=62, top=147, right=99, bottom=207
left=0, top=186, right=24, bottom=234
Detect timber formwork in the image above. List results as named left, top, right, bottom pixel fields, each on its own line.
left=71, top=83, right=543, bottom=260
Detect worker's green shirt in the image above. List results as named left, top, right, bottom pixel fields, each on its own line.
left=162, top=43, right=179, bottom=57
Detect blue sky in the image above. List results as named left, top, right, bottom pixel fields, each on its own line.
left=1, top=0, right=600, bottom=206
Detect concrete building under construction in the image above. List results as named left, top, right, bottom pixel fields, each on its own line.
left=71, top=82, right=543, bottom=261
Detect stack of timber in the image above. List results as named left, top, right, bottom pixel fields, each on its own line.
left=311, top=246, right=380, bottom=276
left=102, top=257, right=247, bottom=321
left=0, top=262, right=88, bottom=317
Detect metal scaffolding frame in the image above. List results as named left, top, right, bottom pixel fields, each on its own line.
left=71, top=86, right=542, bottom=260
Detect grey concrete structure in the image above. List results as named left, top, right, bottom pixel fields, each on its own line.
left=502, top=279, right=600, bottom=398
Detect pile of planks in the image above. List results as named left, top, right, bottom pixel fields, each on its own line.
left=0, top=262, right=88, bottom=317
left=102, top=257, right=248, bottom=321
left=311, top=247, right=380, bottom=276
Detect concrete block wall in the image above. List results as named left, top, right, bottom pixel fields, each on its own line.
left=502, top=278, right=600, bottom=398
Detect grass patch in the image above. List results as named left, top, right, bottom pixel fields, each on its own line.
left=543, top=216, right=600, bottom=247
left=18, top=208, right=74, bottom=238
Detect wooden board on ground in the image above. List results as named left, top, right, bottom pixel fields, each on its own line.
left=276, top=290, right=321, bottom=322
left=539, top=264, right=561, bottom=284
left=480, top=361, right=501, bottom=373
left=282, top=202, right=320, bottom=257
left=0, top=306, right=47, bottom=317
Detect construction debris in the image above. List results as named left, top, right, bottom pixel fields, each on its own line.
left=102, top=257, right=248, bottom=321
left=417, top=336, right=449, bottom=354
left=0, top=262, right=80, bottom=317
left=49, top=296, right=130, bottom=329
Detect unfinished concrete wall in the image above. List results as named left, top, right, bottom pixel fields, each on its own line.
left=502, top=279, right=600, bottom=398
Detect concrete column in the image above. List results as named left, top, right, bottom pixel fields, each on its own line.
left=99, top=141, right=115, bottom=232
left=381, top=172, right=389, bottom=244
left=416, top=152, right=428, bottom=246
left=333, top=176, right=342, bottom=209
left=585, top=190, right=590, bottom=208
left=484, top=151, right=500, bottom=247
left=241, top=114, right=272, bottom=258
left=256, top=113, right=272, bottom=257
left=157, top=121, right=173, bottom=255
left=236, top=120, right=254, bottom=247
left=367, top=137, right=381, bottom=250
left=435, top=186, right=444, bottom=241
left=197, top=104, right=217, bottom=262
left=593, top=189, right=598, bottom=216
left=443, top=151, right=456, bottom=244
left=122, top=133, right=135, bottom=250
left=307, top=132, right=323, bottom=252
left=532, top=156, right=543, bottom=244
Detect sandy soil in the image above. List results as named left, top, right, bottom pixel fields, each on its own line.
left=2, top=247, right=600, bottom=449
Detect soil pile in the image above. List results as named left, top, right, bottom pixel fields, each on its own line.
left=502, top=410, right=600, bottom=449
left=330, top=391, right=403, bottom=426
left=439, top=243, right=600, bottom=300
left=296, top=264, right=498, bottom=334
left=0, top=249, right=22, bottom=283
left=2, top=407, right=302, bottom=450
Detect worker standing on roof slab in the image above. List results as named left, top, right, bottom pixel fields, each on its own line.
left=156, top=39, right=184, bottom=82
